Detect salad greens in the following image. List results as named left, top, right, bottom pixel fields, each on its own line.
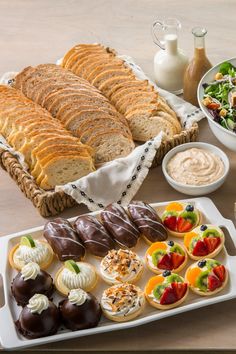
left=202, top=61, right=236, bottom=133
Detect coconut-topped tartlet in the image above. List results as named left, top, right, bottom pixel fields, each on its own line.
left=101, top=283, right=145, bottom=322
left=100, top=249, right=143, bottom=285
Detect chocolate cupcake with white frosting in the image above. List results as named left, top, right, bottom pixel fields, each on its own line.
left=100, top=249, right=143, bottom=285
left=15, top=294, right=60, bottom=339
left=11, top=262, right=54, bottom=307
left=59, top=289, right=102, bottom=330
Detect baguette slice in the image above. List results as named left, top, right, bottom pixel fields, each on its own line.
left=38, top=155, right=95, bottom=190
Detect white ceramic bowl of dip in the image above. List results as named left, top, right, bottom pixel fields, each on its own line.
left=162, top=142, right=229, bottom=196
left=198, top=57, right=236, bottom=152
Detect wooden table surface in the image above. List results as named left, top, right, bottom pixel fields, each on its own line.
left=0, top=0, right=236, bottom=351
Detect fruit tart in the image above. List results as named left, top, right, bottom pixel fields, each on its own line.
left=145, top=241, right=187, bottom=274
left=184, top=224, right=224, bottom=260
left=145, top=271, right=188, bottom=310
left=162, top=202, right=200, bottom=237
left=185, top=258, right=228, bottom=296
left=9, top=235, right=54, bottom=271
left=54, top=259, right=98, bottom=296
left=100, top=249, right=144, bottom=285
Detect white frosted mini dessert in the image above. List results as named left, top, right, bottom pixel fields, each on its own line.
left=55, top=259, right=98, bottom=296
left=9, top=235, right=54, bottom=270
left=101, top=283, right=145, bottom=322
left=100, top=249, right=143, bottom=285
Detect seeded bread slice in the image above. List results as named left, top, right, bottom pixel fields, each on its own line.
left=82, top=57, right=124, bottom=80
left=72, top=54, right=114, bottom=77
left=110, top=84, right=155, bottom=103
left=116, top=91, right=158, bottom=114
left=87, top=131, right=135, bottom=164
left=98, top=76, right=134, bottom=96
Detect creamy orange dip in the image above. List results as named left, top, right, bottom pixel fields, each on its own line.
left=167, top=148, right=225, bottom=186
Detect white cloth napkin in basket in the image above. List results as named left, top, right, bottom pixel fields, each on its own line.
left=0, top=56, right=205, bottom=211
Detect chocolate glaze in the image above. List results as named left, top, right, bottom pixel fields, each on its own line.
left=43, top=218, right=85, bottom=261
left=100, top=203, right=140, bottom=248
left=15, top=301, right=60, bottom=339
left=11, top=270, right=54, bottom=307
left=74, top=215, right=115, bottom=257
left=59, top=293, right=102, bottom=331
left=128, top=201, right=168, bottom=242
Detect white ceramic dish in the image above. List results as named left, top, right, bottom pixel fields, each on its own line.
left=0, top=197, right=236, bottom=350
left=198, top=57, right=236, bottom=152
left=162, top=142, right=229, bottom=196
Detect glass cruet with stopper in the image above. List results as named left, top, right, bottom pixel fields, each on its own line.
left=183, top=27, right=212, bottom=106
left=152, top=18, right=188, bottom=94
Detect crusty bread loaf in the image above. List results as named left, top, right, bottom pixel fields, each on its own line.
left=14, top=64, right=134, bottom=164
left=61, top=43, right=182, bottom=141
left=0, top=85, right=94, bottom=190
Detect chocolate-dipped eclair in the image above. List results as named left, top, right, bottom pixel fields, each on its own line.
left=11, top=262, right=54, bottom=307
left=59, top=289, right=102, bottom=331
left=100, top=203, right=140, bottom=248
left=43, top=218, right=85, bottom=261
left=74, top=215, right=114, bottom=257
left=128, top=201, right=168, bottom=244
left=15, top=294, right=60, bottom=339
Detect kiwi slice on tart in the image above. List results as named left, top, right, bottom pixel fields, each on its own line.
left=195, top=270, right=209, bottom=291
left=170, top=244, right=185, bottom=255
left=153, top=284, right=167, bottom=300
left=202, top=228, right=221, bottom=238
left=152, top=250, right=166, bottom=267
left=166, top=273, right=184, bottom=284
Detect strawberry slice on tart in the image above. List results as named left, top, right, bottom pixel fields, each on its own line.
left=184, top=224, right=224, bottom=260
left=162, top=202, right=200, bottom=237
left=145, top=240, right=187, bottom=274
left=185, top=258, right=228, bottom=296
left=145, top=271, right=189, bottom=310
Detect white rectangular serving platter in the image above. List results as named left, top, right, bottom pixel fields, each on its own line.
left=0, top=197, right=236, bottom=350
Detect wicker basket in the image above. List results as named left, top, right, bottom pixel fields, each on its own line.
left=0, top=123, right=199, bottom=217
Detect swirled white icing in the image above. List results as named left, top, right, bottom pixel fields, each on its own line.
left=27, top=294, right=49, bottom=314
left=14, top=241, right=51, bottom=267
left=60, top=262, right=96, bottom=291
left=68, top=289, right=88, bottom=306
left=21, top=262, right=40, bottom=281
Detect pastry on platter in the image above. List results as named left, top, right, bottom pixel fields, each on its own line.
left=101, top=283, right=145, bottom=322
left=15, top=294, right=60, bottom=339
left=184, top=224, right=224, bottom=260
left=43, top=218, right=85, bottom=261
left=59, top=288, right=102, bottom=331
left=11, top=262, right=54, bottom=307
left=145, top=271, right=188, bottom=310
left=162, top=202, right=200, bottom=237
left=100, top=203, right=140, bottom=248
left=100, top=249, right=143, bottom=285
left=74, top=215, right=115, bottom=257
left=185, top=259, right=228, bottom=296
left=54, top=260, right=98, bottom=296
left=145, top=241, right=187, bottom=274
left=127, top=201, right=168, bottom=244
left=9, top=235, right=54, bottom=270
